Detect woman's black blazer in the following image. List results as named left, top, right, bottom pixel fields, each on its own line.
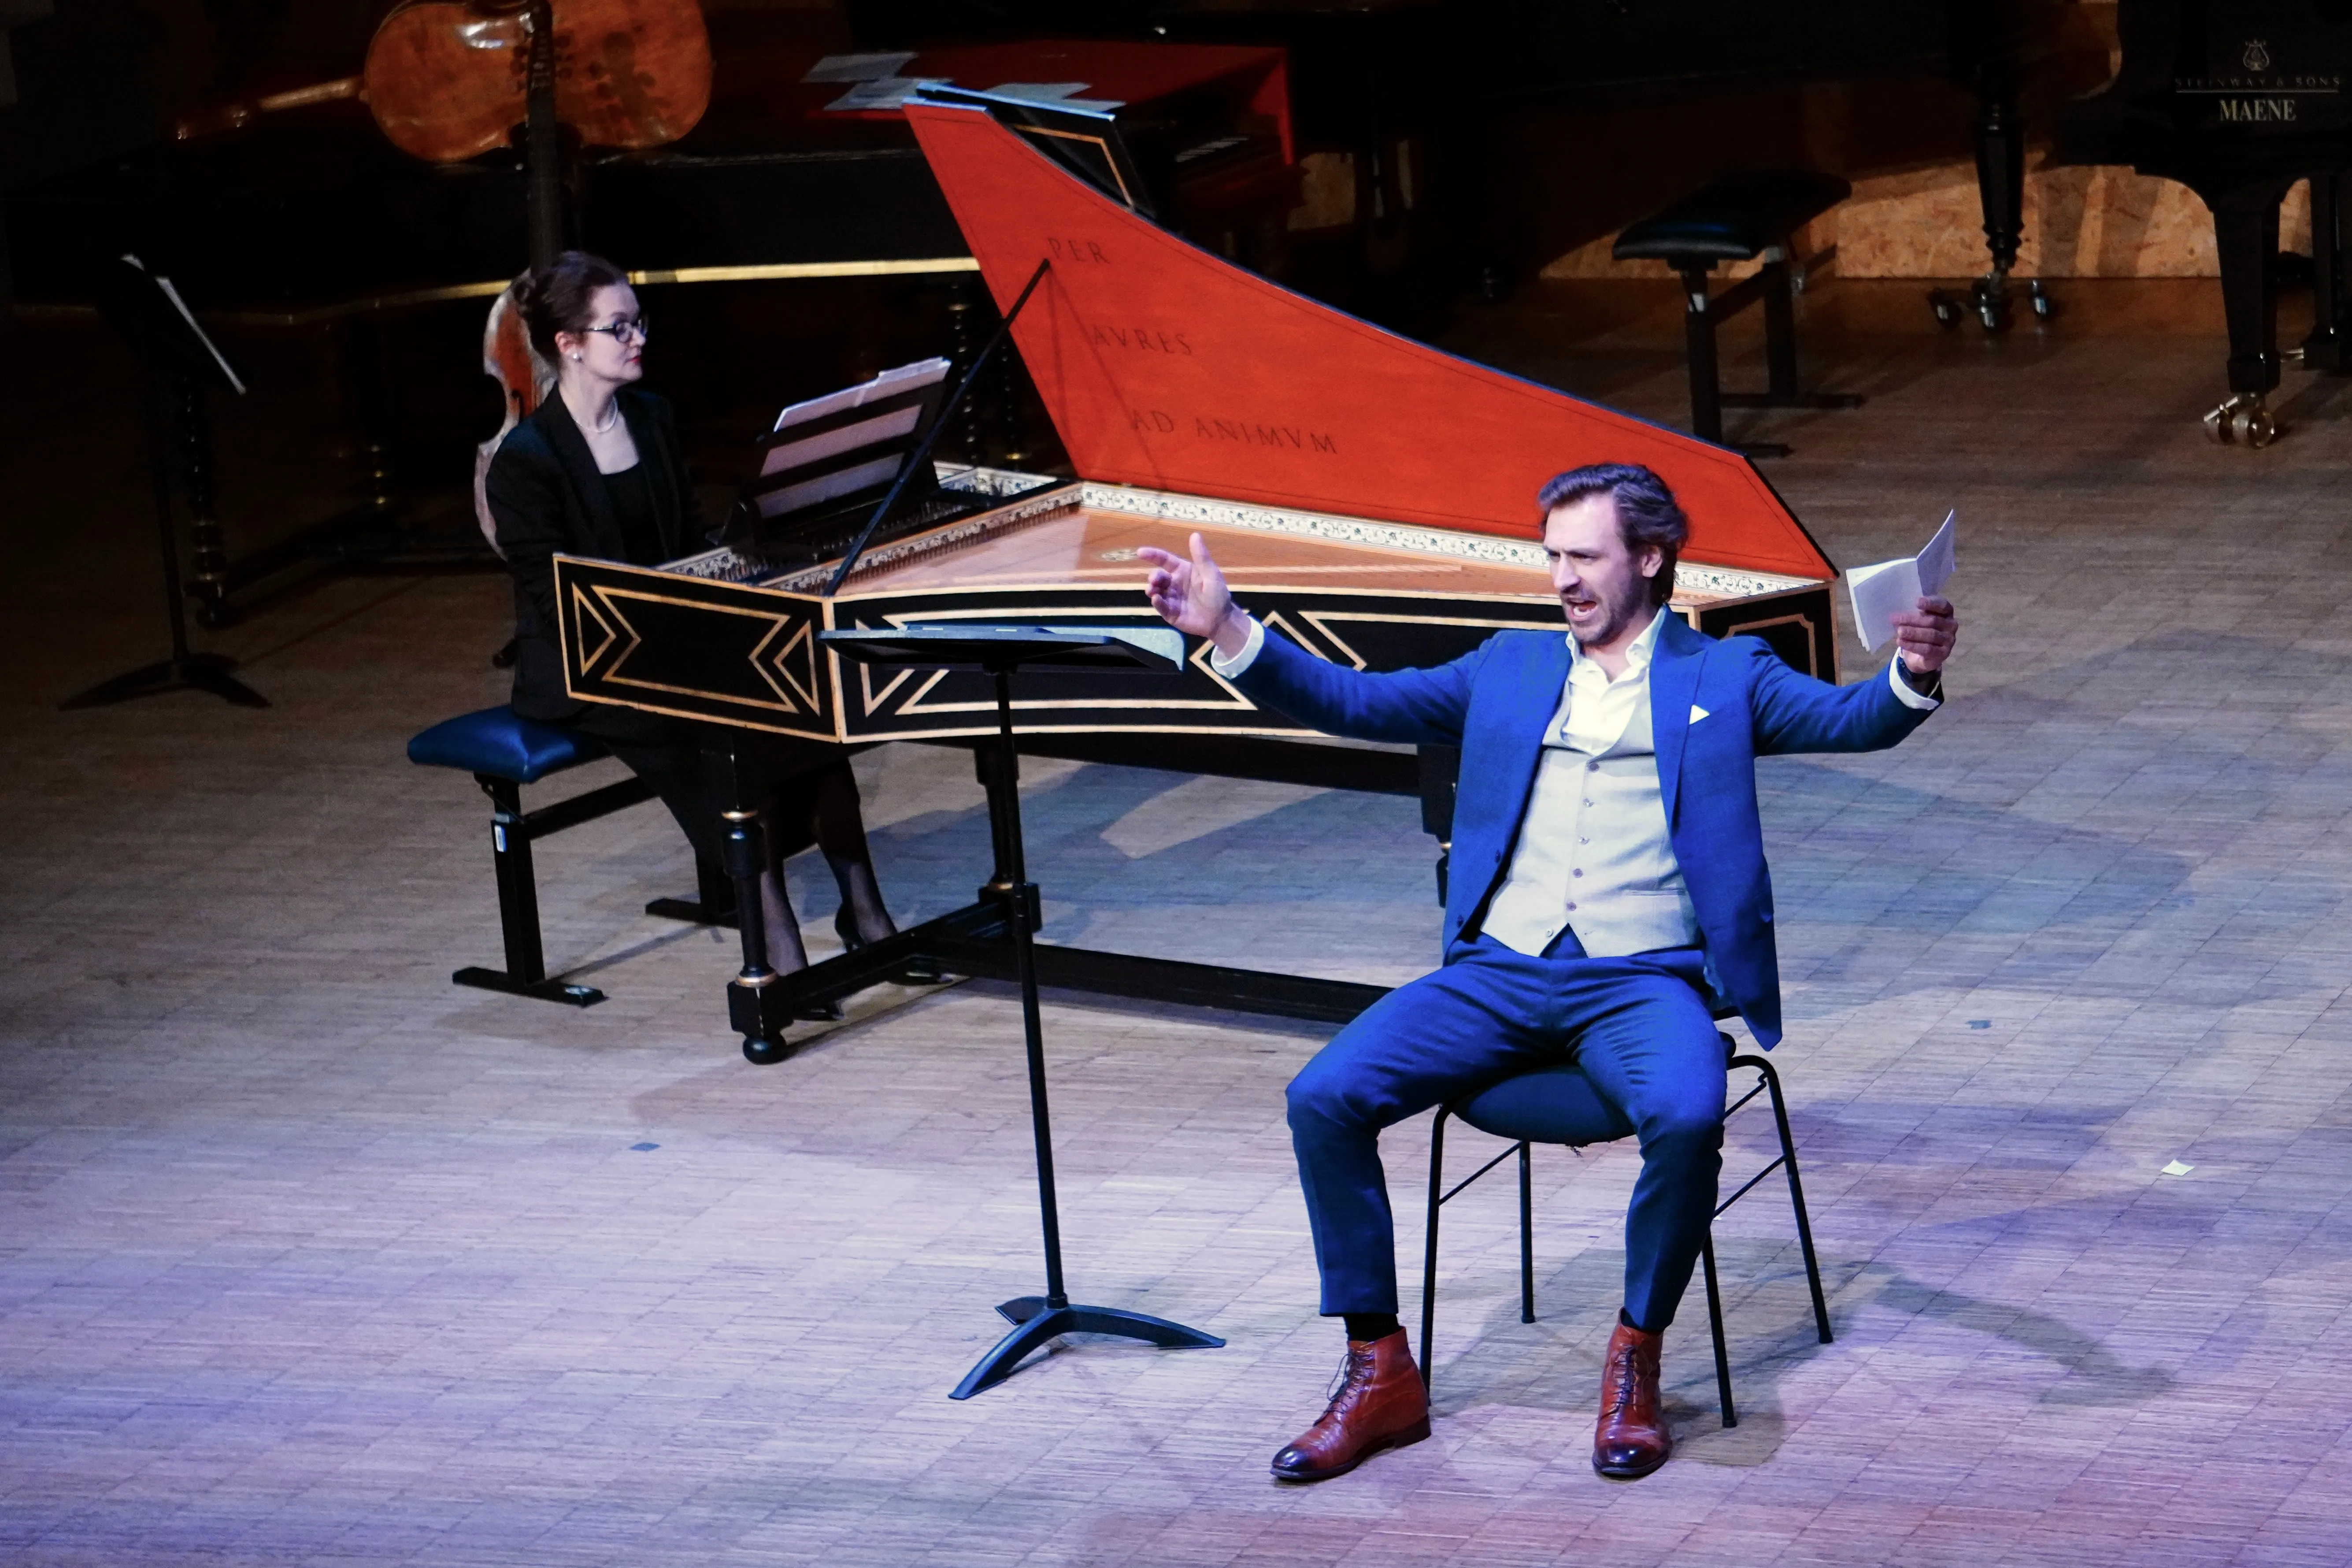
left=485, top=388, right=698, bottom=721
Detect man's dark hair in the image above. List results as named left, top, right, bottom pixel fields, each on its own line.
left=1535, top=463, right=1690, bottom=607
left=512, top=250, right=630, bottom=361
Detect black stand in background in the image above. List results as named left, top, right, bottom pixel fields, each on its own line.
left=820, top=624, right=1227, bottom=1400
left=64, top=257, right=267, bottom=712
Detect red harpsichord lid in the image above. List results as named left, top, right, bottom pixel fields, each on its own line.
left=904, top=101, right=1834, bottom=582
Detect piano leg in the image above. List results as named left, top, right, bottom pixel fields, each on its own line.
left=1932, top=81, right=2053, bottom=333
left=719, top=746, right=796, bottom=1064
left=2204, top=180, right=2294, bottom=447
left=2303, top=171, right=2349, bottom=375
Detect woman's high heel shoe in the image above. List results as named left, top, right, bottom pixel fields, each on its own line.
left=836, top=904, right=943, bottom=983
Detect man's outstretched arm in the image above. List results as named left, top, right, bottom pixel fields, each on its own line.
left=1141, top=532, right=1480, bottom=745
left=1752, top=593, right=1959, bottom=755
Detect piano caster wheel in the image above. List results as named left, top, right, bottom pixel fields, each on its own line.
left=2025, top=280, right=2054, bottom=321
left=1929, top=290, right=1965, bottom=328
left=742, top=1032, right=794, bottom=1066
left=2204, top=394, right=2278, bottom=448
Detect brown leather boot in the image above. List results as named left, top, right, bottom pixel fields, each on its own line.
left=1593, top=1320, right=1670, bottom=1479
left=1270, top=1328, right=1430, bottom=1482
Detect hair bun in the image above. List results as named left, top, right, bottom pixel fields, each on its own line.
left=508, top=252, right=626, bottom=363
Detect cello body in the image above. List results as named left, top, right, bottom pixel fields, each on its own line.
left=473, top=280, right=556, bottom=552
left=363, top=0, right=711, bottom=164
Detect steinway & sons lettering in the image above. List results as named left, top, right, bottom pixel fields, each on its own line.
left=1124, top=408, right=1339, bottom=454
left=2217, top=96, right=2298, bottom=121
left=2171, top=69, right=2341, bottom=128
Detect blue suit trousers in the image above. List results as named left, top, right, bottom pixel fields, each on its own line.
left=1285, top=933, right=1727, bottom=1332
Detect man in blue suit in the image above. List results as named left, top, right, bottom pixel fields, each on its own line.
left=1141, top=463, right=1956, bottom=1483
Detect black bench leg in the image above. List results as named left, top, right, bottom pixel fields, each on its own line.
left=1678, top=263, right=1725, bottom=446
left=454, top=775, right=605, bottom=1007
left=1760, top=257, right=1802, bottom=403
left=1719, top=252, right=1863, bottom=423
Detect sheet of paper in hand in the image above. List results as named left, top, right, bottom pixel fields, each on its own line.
left=1847, top=510, right=1955, bottom=652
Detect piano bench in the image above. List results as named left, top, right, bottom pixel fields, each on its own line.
left=407, top=705, right=735, bottom=1009
left=1614, top=169, right=1862, bottom=456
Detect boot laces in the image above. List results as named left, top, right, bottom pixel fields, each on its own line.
left=1322, top=1342, right=1374, bottom=1415
left=1603, top=1339, right=1644, bottom=1420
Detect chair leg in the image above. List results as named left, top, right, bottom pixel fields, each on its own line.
left=1419, top=1108, right=1449, bottom=1392
left=1701, top=1232, right=1736, bottom=1428
left=1678, top=262, right=1724, bottom=445
left=1760, top=255, right=1801, bottom=402
left=1746, top=1053, right=1833, bottom=1344
left=1518, top=1142, right=1535, bottom=1324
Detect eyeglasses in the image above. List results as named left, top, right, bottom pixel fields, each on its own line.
left=582, top=315, right=650, bottom=345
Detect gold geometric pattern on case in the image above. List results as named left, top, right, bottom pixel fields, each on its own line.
left=571, top=584, right=620, bottom=672
left=749, top=617, right=822, bottom=714
left=1188, top=638, right=1255, bottom=709
left=1258, top=611, right=1330, bottom=662
left=1301, top=609, right=1560, bottom=675
left=595, top=588, right=792, bottom=715
left=1716, top=611, right=1819, bottom=677
left=858, top=661, right=915, bottom=718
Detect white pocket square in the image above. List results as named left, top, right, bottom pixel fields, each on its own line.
left=1689, top=704, right=1711, bottom=724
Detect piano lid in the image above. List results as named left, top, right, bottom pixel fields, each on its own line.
left=904, top=100, right=1834, bottom=582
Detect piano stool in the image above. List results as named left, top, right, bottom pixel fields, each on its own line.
left=406, top=705, right=735, bottom=1008
left=1417, top=1027, right=1833, bottom=1426
left=1613, top=169, right=1864, bottom=456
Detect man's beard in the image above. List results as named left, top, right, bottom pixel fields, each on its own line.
left=1567, top=583, right=1651, bottom=649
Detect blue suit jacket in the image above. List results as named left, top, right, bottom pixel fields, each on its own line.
left=1232, top=612, right=1934, bottom=1047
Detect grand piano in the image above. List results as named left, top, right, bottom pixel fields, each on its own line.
left=1153, top=0, right=2071, bottom=329
left=552, top=89, right=1848, bottom=1062
left=2055, top=1, right=2352, bottom=445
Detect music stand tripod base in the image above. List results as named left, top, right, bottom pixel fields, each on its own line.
left=820, top=623, right=1225, bottom=1398
left=62, top=653, right=267, bottom=711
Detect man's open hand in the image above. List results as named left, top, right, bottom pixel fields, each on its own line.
left=1140, top=532, right=1252, bottom=657
left=1893, top=594, right=1957, bottom=676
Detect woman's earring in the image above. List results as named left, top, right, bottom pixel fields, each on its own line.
left=570, top=352, right=581, bottom=361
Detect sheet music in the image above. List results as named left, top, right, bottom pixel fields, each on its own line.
left=826, top=77, right=950, bottom=111
left=985, top=82, right=1089, bottom=100
left=770, top=358, right=949, bottom=435
left=1847, top=510, right=1955, bottom=652
left=751, top=359, right=952, bottom=518
left=982, top=81, right=1126, bottom=111
left=801, top=52, right=917, bottom=84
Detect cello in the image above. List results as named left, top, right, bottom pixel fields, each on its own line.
left=363, top=0, right=713, bottom=545
left=174, top=0, right=712, bottom=547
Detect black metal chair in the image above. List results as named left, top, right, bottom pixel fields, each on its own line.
left=1417, top=1024, right=1832, bottom=1426
left=1612, top=167, right=1862, bottom=456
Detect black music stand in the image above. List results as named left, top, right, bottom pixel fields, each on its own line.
left=64, top=256, right=267, bottom=712
left=819, top=623, right=1226, bottom=1399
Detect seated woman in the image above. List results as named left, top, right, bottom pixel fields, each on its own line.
left=484, top=250, right=911, bottom=993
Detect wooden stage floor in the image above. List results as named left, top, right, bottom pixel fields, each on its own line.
left=6, top=279, right=2352, bottom=1564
